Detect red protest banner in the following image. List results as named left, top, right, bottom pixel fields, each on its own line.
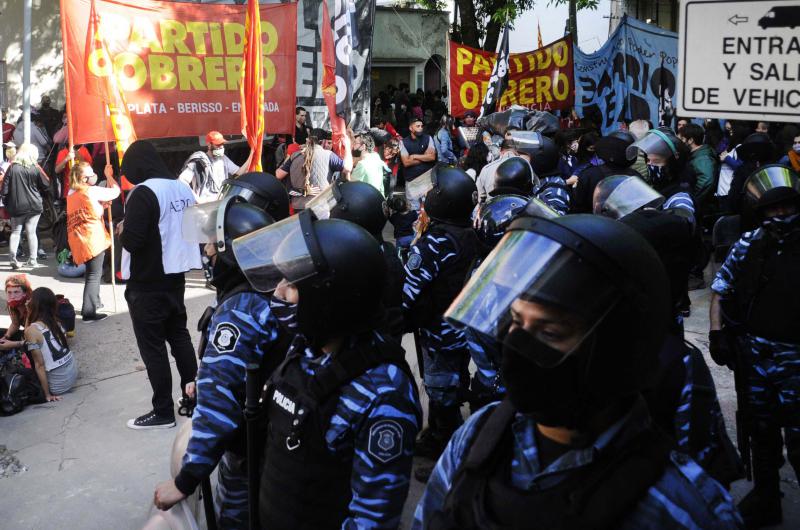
left=449, top=37, right=574, bottom=118
left=61, top=0, right=297, bottom=143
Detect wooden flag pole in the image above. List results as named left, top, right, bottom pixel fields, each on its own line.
left=101, top=104, right=118, bottom=314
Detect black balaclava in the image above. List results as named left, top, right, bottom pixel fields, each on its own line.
left=120, top=140, right=173, bottom=185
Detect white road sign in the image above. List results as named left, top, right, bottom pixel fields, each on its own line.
left=679, top=0, right=800, bottom=121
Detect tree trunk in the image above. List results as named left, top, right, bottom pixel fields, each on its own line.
left=569, top=0, right=578, bottom=42
left=482, top=19, right=502, bottom=51
left=455, top=0, right=480, bottom=48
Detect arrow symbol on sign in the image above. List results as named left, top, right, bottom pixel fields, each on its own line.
left=728, top=14, right=749, bottom=25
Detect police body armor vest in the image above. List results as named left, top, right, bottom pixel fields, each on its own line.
left=258, top=336, right=413, bottom=530
left=413, top=223, right=480, bottom=328
left=734, top=233, right=800, bottom=343
left=402, top=133, right=435, bottom=182
left=430, top=399, right=672, bottom=530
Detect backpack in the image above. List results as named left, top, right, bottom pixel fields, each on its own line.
left=56, top=295, right=76, bottom=333
left=0, top=352, right=44, bottom=415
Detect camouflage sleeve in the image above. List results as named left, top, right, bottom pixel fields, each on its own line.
left=711, top=231, right=756, bottom=298
left=340, top=367, right=421, bottom=529
left=535, top=176, right=571, bottom=216
left=174, top=293, right=279, bottom=495
left=402, top=233, right=458, bottom=311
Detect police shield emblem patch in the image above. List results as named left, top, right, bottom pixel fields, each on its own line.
left=212, top=322, right=240, bottom=354
left=407, top=253, right=423, bottom=271
left=368, top=420, right=403, bottom=463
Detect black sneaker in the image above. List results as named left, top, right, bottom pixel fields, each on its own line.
left=82, top=313, right=109, bottom=323
left=126, top=411, right=176, bottom=430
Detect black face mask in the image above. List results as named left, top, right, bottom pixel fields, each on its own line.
left=501, top=327, right=598, bottom=430
left=352, top=149, right=363, bottom=157
left=269, top=296, right=299, bottom=333
left=762, top=213, right=800, bottom=239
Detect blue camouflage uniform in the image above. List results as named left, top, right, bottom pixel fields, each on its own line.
left=174, top=291, right=280, bottom=529
left=464, top=328, right=504, bottom=404
left=413, top=399, right=744, bottom=529
left=403, top=231, right=471, bottom=406
left=534, top=175, right=571, bottom=216
left=712, top=228, right=800, bottom=473
left=289, top=333, right=421, bottom=528
left=663, top=191, right=696, bottom=227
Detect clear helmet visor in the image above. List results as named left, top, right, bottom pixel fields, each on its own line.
left=231, top=214, right=317, bottom=292
left=522, top=196, right=560, bottom=219
left=745, top=165, right=800, bottom=202
left=405, top=165, right=438, bottom=201
left=181, top=197, right=230, bottom=250
left=306, top=183, right=341, bottom=220
left=593, top=176, right=665, bottom=219
left=626, top=129, right=678, bottom=161
left=445, top=229, right=620, bottom=367
left=220, top=179, right=258, bottom=204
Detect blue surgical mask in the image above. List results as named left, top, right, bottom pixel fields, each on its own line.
left=269, top=296, right=299, bottom=332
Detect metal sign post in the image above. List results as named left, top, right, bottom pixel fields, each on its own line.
left=678, top=0, right=800, bottom=122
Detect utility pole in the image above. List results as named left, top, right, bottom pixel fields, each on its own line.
left=569, top=0, right=578, bottom=43
left=22, top=0, right=32, bottom=143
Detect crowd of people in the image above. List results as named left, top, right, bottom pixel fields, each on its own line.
left=3, top=89, right=800, bottom=529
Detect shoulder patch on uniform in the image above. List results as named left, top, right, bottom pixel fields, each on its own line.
left=407, top=253, right=423, bottom=271
left=212, top=322, right=241, bottom=354
left=368, top=419, right=404, bottom=463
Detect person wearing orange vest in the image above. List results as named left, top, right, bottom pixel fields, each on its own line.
left=66, top=161, right=119, bottom=322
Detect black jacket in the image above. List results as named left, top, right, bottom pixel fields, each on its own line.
left=1, top=163, right=47, bottom=218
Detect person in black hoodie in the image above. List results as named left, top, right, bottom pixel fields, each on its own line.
left=119, top=140, right=202, bottom=430
left=571, top=131, right=641, bottom=213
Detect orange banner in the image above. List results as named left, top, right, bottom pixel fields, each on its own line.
left=241, top=0, right=264, bottom=171
left=61, top=0, right=297, bottom=144
left=448, top=37, right=574, bottom=118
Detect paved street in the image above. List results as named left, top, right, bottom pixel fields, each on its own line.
left=0, top=252, right=797, bottom=529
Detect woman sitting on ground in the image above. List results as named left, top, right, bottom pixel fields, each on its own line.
left=24, top=287, right=78, bottom=401
left=0, top=274, right=32, bottom=351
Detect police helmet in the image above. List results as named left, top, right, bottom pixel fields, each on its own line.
left=592, top=175, right=666, bottom=219
left=737, top=133, right=776, bottom=164
left=447, top=214, right=669, bottom=397
left=407, top=165, right=477, bottom=225
left=494, top=158, right=536, bottom=196
left=472, top=194, right=529, bottom=248
left=307, top=181, right=387, bottom=239
left=626, top=127, right=680, bottom=162
left=221, top=172, right=290, bottom=221
left=744, top=164, right=800, bottom=214
left=182, top=197, right=274, bottom=266
left=594, top=131, right=637, bottom=168
left=233, top=213, right=386, bottom=344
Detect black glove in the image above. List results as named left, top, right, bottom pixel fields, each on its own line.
left=709, top=330, right=733, bottom=368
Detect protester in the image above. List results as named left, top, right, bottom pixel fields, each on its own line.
left=277, top=129, right=344, bottom=211
left=555, top=128, right=580, bottom=179
left=1, top=141, right=16, bottom=178
left=717, top=121, right=751, bottom=198
left=461, top=141, right=490, bottom=180
left=54, top=144, right=93, bottom=199
left=120, top=140, right=201, bottom=430
left=565, top=130, right=601, bottom=187
left=293, top=106, right=312, bottom=145
left=24, top=287, right=78, bottom=401
left=179, top=131, right=250, bottom=204
left=37, top=95, right=62, bottom=138
left=435, top=115, right=458, bottom=165
left=400, top=118, right=437, bottom=210
left=475, top=140, right=519, bottom=203
left=679, top=123, right=718, bottom=197
left=375, top=116, right=401, bottom=139
left=350, top=133, right=388, bottom=197
left=778, top=133, right=800, bottom=172
left=66, top=161, right=120, bottom=322
left=13, top=112, right=51, bottom=165
left=2, top=274, right=32, bottom=346
left=2, top=143, right=49, bottom=269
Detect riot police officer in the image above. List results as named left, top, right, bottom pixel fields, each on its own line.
left=502, top=132, right=571, bottom=215
left=403, top=165, right=480, bottom=461
left=233, top=213, right=421, bottom=529
left=220, top=171, right=291, bottom=222
left=153, top=194, right=284, bottom=528
left=414, top=214, right=743, bottom=529
left=306, top=180, right=404, bottom=317
left=710, top=164, right=800, bottom=527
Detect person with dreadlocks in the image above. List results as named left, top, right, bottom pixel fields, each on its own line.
left=277, top=128, right=345, bottom=212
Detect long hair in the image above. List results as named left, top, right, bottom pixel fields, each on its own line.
left=5, top=273, right=32, bottom=322
left=69, top=161, right=92, bottom=192
left=302, top=134, right=319, bottom=195
left=27, top=287, right=69, bottom=349
left=14, top=143, right=39, bottom=168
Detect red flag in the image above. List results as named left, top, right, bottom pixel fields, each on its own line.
left=240, top=0, right=264, bottom=172
left=321, top=1, right=352, bottom=171
left=83, top=0, right=137, bottom=167
left=537, top=20, right=544, bottom=49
